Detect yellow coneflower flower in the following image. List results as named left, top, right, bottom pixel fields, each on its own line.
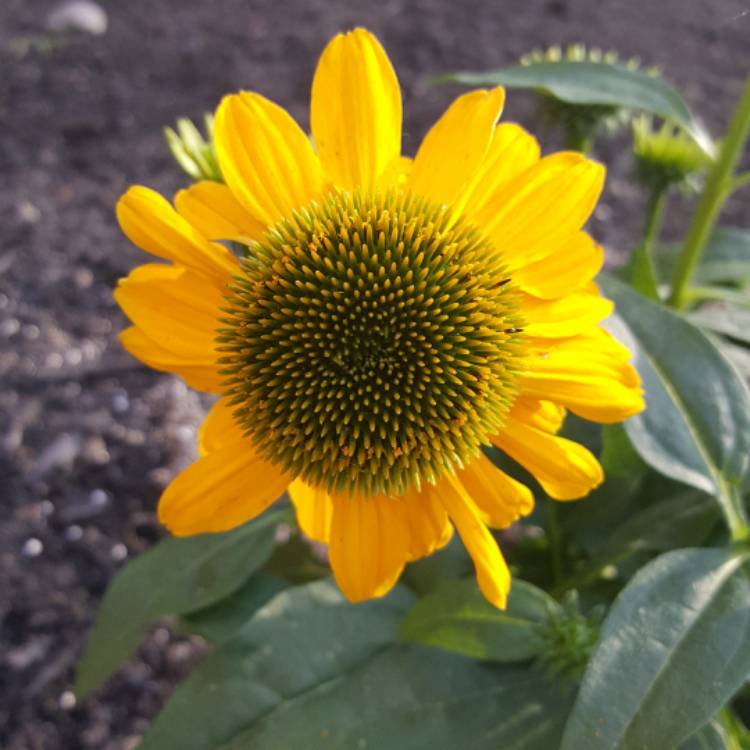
left=114, top=28, right=644, bottom=608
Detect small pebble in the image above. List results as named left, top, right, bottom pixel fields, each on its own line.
left=110, top=543, right=128, bottom=561
left=74, top=268, right=94, bottom=289
left=64, top=348, right=82, bottom=366
left=111, top=390, right=130, bottom=414
left=22, top=538, right=44, bottom=557
left=64, top=525, right=83, bottom=541
left=89, top=488, right=109, bottom=507
left=153, top=627, right=170, bottom=647
left=45, top=352, right=64, bottom=369
left=17, top=200, right=41, bottom=224
left=83, top=435, right=109, bottom=465
left=46, top=0, right=108, bottom=35
left=59, top=690, right=77, bottom=710
left=0, top=318, right=20, bottom=337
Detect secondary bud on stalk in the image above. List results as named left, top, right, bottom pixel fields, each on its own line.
left=535, top=591, right=601, bottom=679
left=520, top=44, right=660, bottom=152
left=632, top=115, right=714, bottom=194
left=164, top=113, right=223, bottom=182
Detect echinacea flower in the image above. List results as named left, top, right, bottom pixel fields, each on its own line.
left=114, top=28, right=644, bottom=608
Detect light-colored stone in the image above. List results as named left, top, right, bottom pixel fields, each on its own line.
left=46, top=1, right=108, bottom=36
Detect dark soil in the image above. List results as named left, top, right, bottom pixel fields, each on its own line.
left=1, top=0, right=748, bottom=747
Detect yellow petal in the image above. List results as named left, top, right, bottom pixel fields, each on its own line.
left=214, top=92, right=323, bottom=226
left=288, top=478, right=334, bottom=543
left=311, top=28, right=401, bottom=192
left=437, top=474, right=511, bottom=608
left=114, top=263, right=222, bottom=361
left=379, top=154, right=413, bottom=190
left=477, top=153, right=605, bottom=268
left=198, top=398, right=244, bottom=456
left=520, top=285, right=613, bottom=338
left=520, top=328, right=645, bottom=423
left=461, top=122, right=540, bottom=218
left=120, top=327, right=223, bottom=393
left=328, top=492, right=409, bottom=602
left=158, top=440, right=290, bottom=536
left=400, top=486, right=453, bottom=561
left=174, top=181, right=266, bottom=242
left=510, top=397, right=566, bottom=434
left=409, top=88, right=505, bottom=207
left=493, top=416, right=603, bottom=501
left=514, top=232, right=604, bottom=299
left=457, top=453, right=534, bottom=529
left=117, top=186, right=237, bottom=285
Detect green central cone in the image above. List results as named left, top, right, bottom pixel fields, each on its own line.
left=218, top=189, right=525, bottom=497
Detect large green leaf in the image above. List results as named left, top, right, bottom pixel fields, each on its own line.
left=75, top=508, right=289, bottom=697
left=400, top=578, right=560, bottom=662
left=140, top=579, right=574, bottom=750
left=138, top=580, right=413, bottom=750
left=219, top=652, right=574, bottom=750
left=560, top=548, right=750, bottom=750
left=441, top=61, right=713, bottom=153
left=600, top=275, right=750, bottom=498
left=179, top=572, right=288, bottom=644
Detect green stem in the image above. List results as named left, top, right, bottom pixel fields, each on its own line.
left=669, top=74, right=750, bottom=309
left=718, top=483, right=750, bottom=543
left=630, top=187, right=668, bottom=300
left=552, top=546, right=638, bottom=599
left=547, top=501, right=563, bottom=586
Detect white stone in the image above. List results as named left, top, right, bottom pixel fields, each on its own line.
left=46, top=1, right=108, bottom=35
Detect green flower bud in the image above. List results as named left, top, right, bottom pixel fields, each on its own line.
left=535, top=591, right=601, bottom=680
left=632, top=115, right=715, bottom=193
left=164, top=113, right=223, bottom=183
left=520, top=44, right=661, bottom=151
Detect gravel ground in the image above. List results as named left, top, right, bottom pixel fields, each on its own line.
left=1, top=0, right=748, bottom=747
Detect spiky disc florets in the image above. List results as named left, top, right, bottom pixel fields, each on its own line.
left=218, top=190, right=525, bottom=497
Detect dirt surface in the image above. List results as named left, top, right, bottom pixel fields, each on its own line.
left=1, top=0, right=748, bottom=747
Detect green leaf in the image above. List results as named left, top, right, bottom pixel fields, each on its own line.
left=720, top=709, right=750, bottom=749
left=600, top=275, right=750, bottom=498
left=179, top=572, right=288, bottom=644
left=679, top=722, right=730, bottom=750
left=219, top=653, right=574, bottom=750
left=400, top=578, right=561, bottom=661
left=690, top=305, right=750, bottom=346
left=138, top=580, right=413, bottom=750
left=560, top=548, right=750, bottom=750
left=598, top=489, right=718, bottom=557
left=600, top=423, right=645, bottom=478
left=75, top=509, right=289, bottom=697
left=657, top=228, right=750, bottom=287
left=441, top=61, right=713, bottom=153
left=141, top=579, right=574, bottom=750
left=401, top=535, right=471, bottom=595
